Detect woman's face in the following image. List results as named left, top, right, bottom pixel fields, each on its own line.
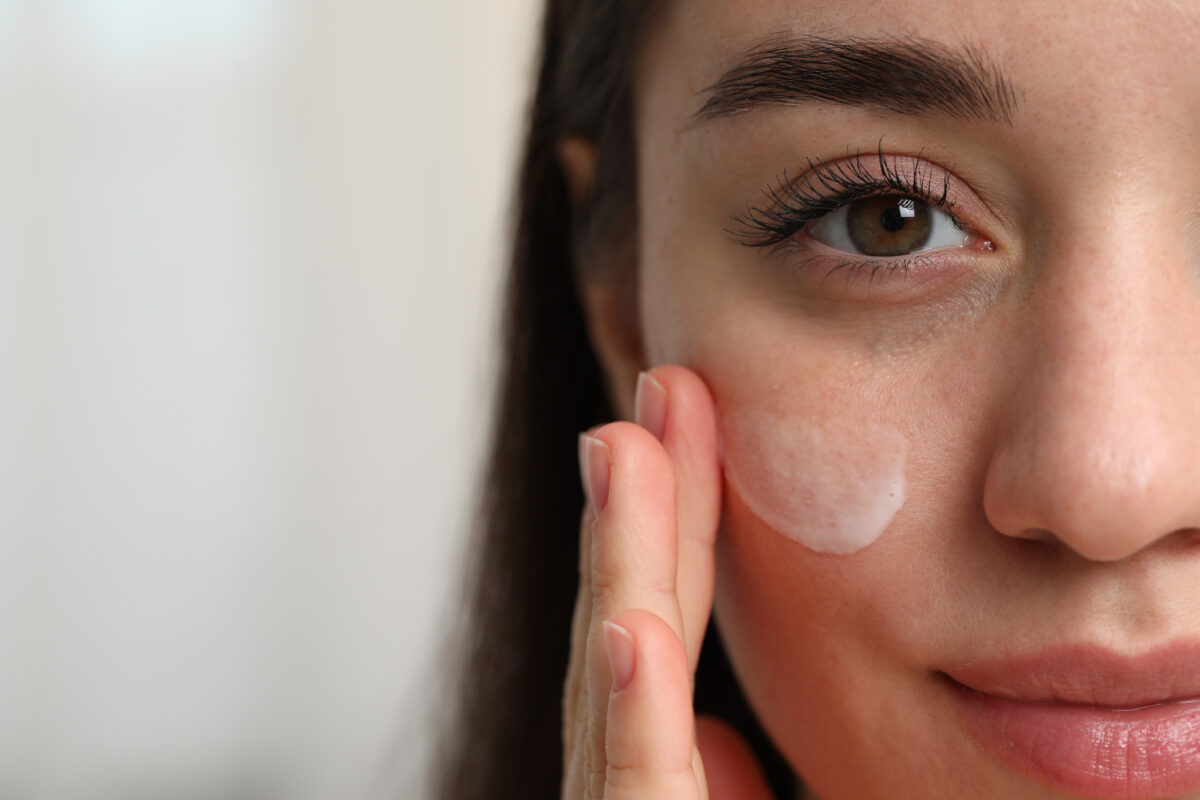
left=630, top=0, right=1200, bottom=796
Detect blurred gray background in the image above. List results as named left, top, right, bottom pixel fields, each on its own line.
left=0, top=0, right=540, bottom=797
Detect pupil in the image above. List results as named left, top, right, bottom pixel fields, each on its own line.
left=880, top=207, right=906, bottom=232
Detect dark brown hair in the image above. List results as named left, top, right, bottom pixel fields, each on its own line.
left=428, top=2, right=795, bottom=797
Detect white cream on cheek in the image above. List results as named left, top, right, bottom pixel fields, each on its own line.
left=720, top=410, right=908, bottom=555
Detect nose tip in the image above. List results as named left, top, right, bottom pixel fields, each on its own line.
left=984, top=426, right=1200, bottom=561
left=978, top=209, right=1200, bottom=562
left=984, top=443, right=1200, bottom=563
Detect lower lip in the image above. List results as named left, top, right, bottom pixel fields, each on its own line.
left=948, top=679, right=1200, bottom=799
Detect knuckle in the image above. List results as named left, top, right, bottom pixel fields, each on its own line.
left=590, top=564, right=622, bottom=598
left=646, top=581, right=680, bottom=607
left=604, top=760, right=696, bottom=796
left=590, top=537, right=677, bottom=601
left=586, top=763, right=607, bottom=800
left=604, top=740, right=648, bottom=775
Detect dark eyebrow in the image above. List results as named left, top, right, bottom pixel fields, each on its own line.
left=691, top=34, right=1020, bottom=127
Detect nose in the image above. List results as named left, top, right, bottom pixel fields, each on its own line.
left=982, top=229, right=1200, bottom=562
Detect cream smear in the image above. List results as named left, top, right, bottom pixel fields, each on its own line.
left=720, top=411, right=908, bottom=555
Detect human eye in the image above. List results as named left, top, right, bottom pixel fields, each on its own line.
left=807, top=194, right=968, bottom=257
left=729, top=147, right=994, bottom=287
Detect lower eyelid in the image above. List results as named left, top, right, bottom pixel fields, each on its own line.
left=801, top=249, right=983, bottom=301
left=819, top=258, right=916, bottom=286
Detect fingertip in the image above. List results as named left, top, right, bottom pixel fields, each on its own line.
left=643, top=366, right=719, bottom=428
left=590, top=418, right=670, bottom=454
left=608, top=608, right=689, bottom=682
left=588, top=421, right=676, bottom=513
left=635, top=370, right=668, bottom=441
left=579, top=434, right=611, bottom=516
left=603, top=620, right=636, bottom=693
left=602, top=609, right=697, bottom=791
left=642, top=366, right=721, bottom=476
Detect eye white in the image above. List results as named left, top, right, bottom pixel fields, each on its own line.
left=808, top=199, right=969, bottom=256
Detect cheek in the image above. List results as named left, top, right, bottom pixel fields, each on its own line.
left=720, top=410, right=908, bottom=555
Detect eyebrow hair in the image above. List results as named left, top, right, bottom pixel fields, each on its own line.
left=691, top=34, right=1020, bottom=127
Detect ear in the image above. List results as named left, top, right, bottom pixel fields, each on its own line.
left=559, top=136, right=644, bottom=421
left=579, top=263, right=643, bottom=421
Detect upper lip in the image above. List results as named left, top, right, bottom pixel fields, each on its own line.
left=942, top=642, right=1200, bottom=709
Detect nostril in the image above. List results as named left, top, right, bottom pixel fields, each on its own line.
left=1043, top=525, right=1200, bottom=563
left=994, top=526, right=1058, bottom=546
left=1022, top=528, right=1058, bottom=546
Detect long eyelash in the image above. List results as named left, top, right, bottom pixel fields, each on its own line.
left=729, top=142, right=957, bottom=249
left=820, top=255, right=931, bottom=286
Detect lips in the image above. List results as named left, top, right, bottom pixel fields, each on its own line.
left=943, top=643, right=1200, bottom=799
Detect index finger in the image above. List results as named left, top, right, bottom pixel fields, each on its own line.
left=585, top=421, right=686, bottom=641
left=637, top=366, right=722, bottom=672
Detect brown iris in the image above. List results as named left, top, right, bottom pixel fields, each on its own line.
left=845, top=195, right=932, bottom=256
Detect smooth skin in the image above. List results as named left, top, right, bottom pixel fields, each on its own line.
left=561, top=0, right=1200, bottom=797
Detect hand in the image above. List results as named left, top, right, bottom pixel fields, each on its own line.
left=561, top=366, right=772, bottom=799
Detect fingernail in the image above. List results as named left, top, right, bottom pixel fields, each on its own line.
left=634, top=371, right=667, bottom=441
left=579, top=435, right=611, bottom=516
left=603, top=620, right=636, bottom=693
